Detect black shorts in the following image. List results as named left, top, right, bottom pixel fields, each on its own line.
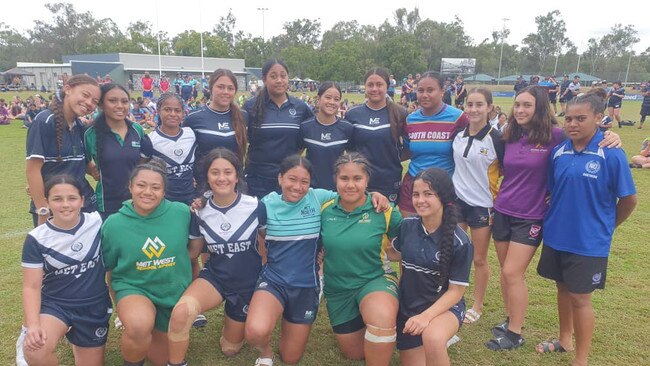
left=457, top=199, right=492, bottom=228
left=641, top=105, right=650, bottom=116
left=492, top=210, right=543, bottom=246
left=537, top=245, right=608, bottom=294
left=199, top=268, right=256, bottom=322
left=560, top=94, right=572, bottom=103
left=396, top=299, right=465, bottom=351
left=549, top=94, right=557, bottom=104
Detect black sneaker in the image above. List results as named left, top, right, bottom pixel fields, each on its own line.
left=485, top=335, right=525, bottom=351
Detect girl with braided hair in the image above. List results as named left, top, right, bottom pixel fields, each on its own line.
left=84, top=83, right=152, bottom=220
left=26, top=74, right=100, bottom=226
left=387, top=167, right=473, bottom=366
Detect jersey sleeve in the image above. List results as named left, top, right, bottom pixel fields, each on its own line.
left=492, top=130, right=505, bottom=167
left=607, top=149, right=637, bottom=198
left=25, top=114, right=48, bottom=159
left=84, top=127, right=97, bottom=163
left=256, top=199, right=267, bottom=229
left=313, top=188, right=338, bottom=205
left=547, top=146, right=558, bottom=194
left=189, top=212, right=202, bottom=239
left=100, top=224, right=117, bottom=271
left=448, top=229, right=473, bottom=286
left=140, top=133, right=154, bottom=158
left=387, top=206, right=402, bottom=238
left=22, top=234, right=44, bottom=269
left=390, top=218, right=408, bottom=253
left=455, top=113, right=470, bottom=136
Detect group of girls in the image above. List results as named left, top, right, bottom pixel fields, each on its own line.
left=20, top=58, right=625, bottom=366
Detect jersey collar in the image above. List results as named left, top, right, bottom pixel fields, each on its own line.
left=45, top=213, right=85, bottom=234
left=462, top=123, right=491, bottom=139
left=566, top=129, right=604, bottom=153
left=333, top=193, right=372, bottom=214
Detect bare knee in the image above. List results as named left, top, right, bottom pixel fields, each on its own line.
left=501, top=266, right=524, bottom=286
left=24, top=345, right=57, bottom=366
left=568, top=293, right=592, bottom=309
left=220, top=335, right=243, bottom=357
left=245, top=322, right=270, bottom=345
left=280, top=350, right=303, bottom=365
left=123, top=320, right=153, bottom=341
left=474, top=256, right=489, bottom=268
left=422, top=328, right=449, bottom=351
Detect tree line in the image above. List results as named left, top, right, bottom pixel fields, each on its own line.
left=1, top=3, right=649, bottom=83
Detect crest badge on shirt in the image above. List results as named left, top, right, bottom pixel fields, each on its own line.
left=289, top=108, right=297, bottom=116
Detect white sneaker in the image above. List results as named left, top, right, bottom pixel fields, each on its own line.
left=447, top=334, right=460, bottom=348
left=114, top=316, right=124, bottom=330
left=16, top=326, right=28, bottom=366
left=254, top=357, right=273, bottom=366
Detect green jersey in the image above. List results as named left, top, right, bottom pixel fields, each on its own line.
left=101, top=199, right=192, bottom=308
left=320, top=195, right=401, bottom=294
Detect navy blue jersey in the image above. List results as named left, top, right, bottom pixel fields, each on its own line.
left=22, top=212, right=109, bottom=307
left=85, top=121, right=152, bottom=213
left=392, top=217, right=473, bottom=318
left=25, top=109, right=96, bottom=211
left=609, top=87, right=625, bottom=105
left=346, top=103, right=406, bottom=193
left=190, top=194, right=266, bottom=292
left=244, top=95, right=314, bottom=178
left=642, top=85, right=650, bottom=108
left=183, top=105, right=248, bottom=164
left=300, top=117, right=354, bottom=190
left=145, top=127, right=198, bottom=204
left=180, top=81, right=194, bottom=101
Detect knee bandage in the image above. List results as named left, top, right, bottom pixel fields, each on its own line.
left=168, top=296, right=201, bottom=342
left=364, top=324, right=397, bottom=343
left=220, top=335, right=244, bottom=356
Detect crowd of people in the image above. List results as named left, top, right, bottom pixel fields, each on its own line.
left=14, top=58, right=642, bottom=366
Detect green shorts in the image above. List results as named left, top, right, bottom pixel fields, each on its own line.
left=325, top=273, right=399, bottom=328
left=115, top=289, right=174, bottom=333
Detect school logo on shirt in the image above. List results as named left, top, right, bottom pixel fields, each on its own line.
left=479, top=147, right=489, bottom=155
left=218, top=122, right=229, bottom=130
left=220, top=222, right=231, bottom=231
left=289, top=108, right=297, bottom=116
left=131, top=141, right=141, bottom=148
left=529, top=224, right=541, bottom=238
left=369, top=117, right=381, bottom=125
left=137, top=236, right=177, bottom=271
left=434, top=251, right=441, bottom=263
left=71, top=242, right=83, bottom=252
left=174, top=148, right=184, bottom=156
left=358, top=212, right=371, bottom=224
left=592, top=272, right=602, bottom=285
left=583, top=160, right=601, bottom=179
left=142, top=236, right=166, bottom=259
left=321, top=132, right=332, bottom=141
left=300, top=205, right=316, bottom=217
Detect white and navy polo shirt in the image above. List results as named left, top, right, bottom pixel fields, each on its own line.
left=452, top=124, right=505, bottom=208
left=183, top=105, right=249, bottom=163
left=543, top=130, right=636, bottom=257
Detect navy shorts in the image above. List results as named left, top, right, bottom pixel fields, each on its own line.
left=40, top=297, right=112, bottom=347
left=492, top=210, right=543, bottom=246
left=608, top=101, right=622, bottom=109
left=549, top=94, right=557, bottom=103
left=199, top=268, right=255, bottom=322
left=537, top=244, right=608, bottom=294
left=245, top=173, right=280, bottom=199
left=457, top=199, right=492, bottom=228
left=143, top=90, right=154, bottom=98
left=396, top=298, right=466, bottom=351
left=254, top=274, right=320, bottom=324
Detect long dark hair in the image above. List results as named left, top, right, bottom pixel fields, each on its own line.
left=208, top=69, right=248, bottom=160
left=50, top=74, right=98, bottom=161
left=413, top=167, right=459, bottom=288
left=503, top=85, right=557, bottom=146
left=94, top=83, right=130, bottom=165
left=251, top=59, right=289, bottom=128
left=364, top=67, right=406, bottom=144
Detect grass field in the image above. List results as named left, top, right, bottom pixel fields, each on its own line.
left=1, top=89, right=649, bottom=365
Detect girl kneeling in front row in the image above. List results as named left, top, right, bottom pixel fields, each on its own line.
left=388, top=168, right=474, bottom=366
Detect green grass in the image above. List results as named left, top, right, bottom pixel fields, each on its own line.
left=1, top=90, right=649, bottom=365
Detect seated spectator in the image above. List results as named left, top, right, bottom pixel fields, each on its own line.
left=130, top=102, right=155, bottom=129
left=630, top=138, right=650, bottom=169
left=9, top=99, right=26, bottom=120
left=0, top=99, right=10, bottom=125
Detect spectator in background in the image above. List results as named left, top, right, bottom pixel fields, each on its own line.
left=514, top=76, right=528, bottom=94
left=0, top=99, right=10, bottom=125
left=388, top=74, right=397, bottom=100
left=443, top=78, right=454, bottom=106
left=558, top=74, right=571, bottom=116
left=607, top=81, right=625, bottom=128
left=638, top=81, right=650, bottom=129
left=159, top=76, right=170, bottom=94
left=630, top=137, right=650, bottom=168
left=454, top=75, right=467, bottom=110
left=141, top=71, right=155, bottom=99
left=569, top=75, right=581, bottom=98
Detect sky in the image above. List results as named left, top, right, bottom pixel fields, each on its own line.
left=4, top=0, right=649, bottom=53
